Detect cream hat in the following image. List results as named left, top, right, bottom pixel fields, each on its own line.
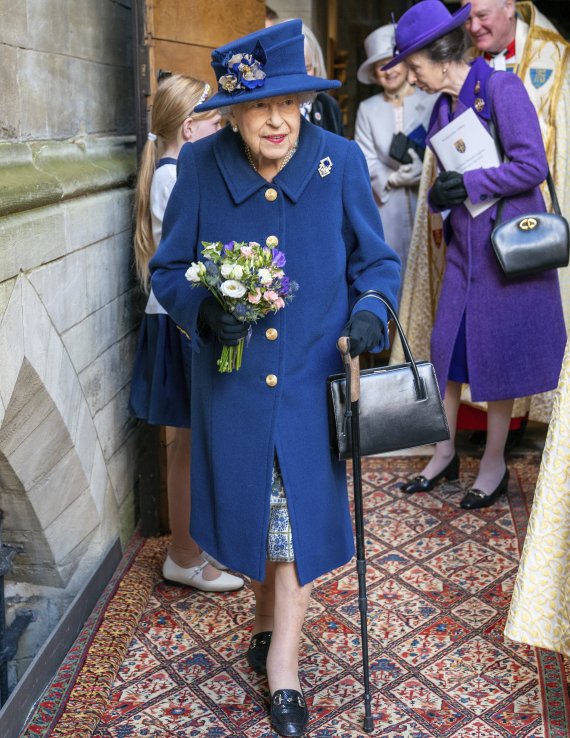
left=357, top=24, right=396, bottom=85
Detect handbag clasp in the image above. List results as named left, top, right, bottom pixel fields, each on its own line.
left=519, top=217, right=538, bottom=231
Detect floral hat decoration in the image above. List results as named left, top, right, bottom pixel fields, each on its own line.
left=195, top=19, right=341, bottom=112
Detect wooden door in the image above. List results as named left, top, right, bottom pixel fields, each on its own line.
left=134, top=0, right=265, bottom=153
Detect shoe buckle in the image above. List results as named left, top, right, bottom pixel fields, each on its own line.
left=297, top=696, right=305, bottom=707
left=274, top=694, right=283, bottom=705
left=471, top=489, right=487, bottom=499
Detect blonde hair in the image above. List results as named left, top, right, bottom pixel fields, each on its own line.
left=134, top=74, right=215, bottom=291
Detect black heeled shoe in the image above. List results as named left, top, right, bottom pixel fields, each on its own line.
left=246, top=630, right=272, bottom=674
left=460, top=468, right=509, bottom=509
left=399, top=453, right=460, bottom=494
left=270, top=689, right=309, bottom=737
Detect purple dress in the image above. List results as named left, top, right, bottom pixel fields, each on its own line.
left=428, top=58, right=566, bottom=402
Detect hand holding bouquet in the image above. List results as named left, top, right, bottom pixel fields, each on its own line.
left=186, top=240, right=298, bottom=372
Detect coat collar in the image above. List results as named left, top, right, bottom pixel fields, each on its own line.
left=457, top=56, right=494, bottom=121
left=213, top=117, right=326, bottom=205
left=428, top=56, right=494, bottom=138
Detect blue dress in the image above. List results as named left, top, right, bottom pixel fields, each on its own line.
left=129, top=158, right=192, bottom=428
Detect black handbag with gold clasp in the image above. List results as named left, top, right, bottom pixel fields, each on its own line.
left=489, top=122, right=569, bottom=279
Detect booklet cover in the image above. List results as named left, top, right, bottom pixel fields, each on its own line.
left=430, top=107, right=501, bottom=217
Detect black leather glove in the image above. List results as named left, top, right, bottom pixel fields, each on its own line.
left=342, top=311, right=384, bottom=358
left=199, top=297, right=249, bottom=346
left=431, top=171, right=468, bottom=207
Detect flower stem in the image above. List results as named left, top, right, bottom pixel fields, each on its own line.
left=217, top=339, right=244, bottom=373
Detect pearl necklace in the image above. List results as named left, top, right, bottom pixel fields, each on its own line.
left=245, top=142, right=298, bottom=174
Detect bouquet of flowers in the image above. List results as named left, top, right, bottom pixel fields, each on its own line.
left=185, top=240, right=298, bottom=373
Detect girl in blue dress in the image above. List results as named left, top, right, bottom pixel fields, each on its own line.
left=130, top=74, right=243, bottom=592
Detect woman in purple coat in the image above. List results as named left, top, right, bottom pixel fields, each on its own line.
left=389, top=1, right=566, bottom=509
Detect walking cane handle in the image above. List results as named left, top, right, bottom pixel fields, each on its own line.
left=337, top=336, right=360, bottom=403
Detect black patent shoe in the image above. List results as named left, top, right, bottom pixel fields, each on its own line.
left=399, top=453, right=460, bottom=494
left=246, top=630, right=272, bottom=674
left=270, top=689, right=309, bottom=737
left=460, top=468, right=509, bottom=510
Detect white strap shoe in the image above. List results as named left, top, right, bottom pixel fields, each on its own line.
left=202, top=551, right=228, bottom=570
left=162, top=555, right=244, bottom=592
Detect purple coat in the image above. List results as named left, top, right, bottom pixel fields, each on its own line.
left=428, top=58, right=566, bottom=402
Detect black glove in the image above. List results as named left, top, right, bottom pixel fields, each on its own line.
left=199, top=297, right=249, bottom=346
left=431, top=171, right=468, bottom=207
left=342, top=311, right=384, bottom=358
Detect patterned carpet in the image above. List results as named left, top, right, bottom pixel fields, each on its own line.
left=23, top=454, right=570, bottom=737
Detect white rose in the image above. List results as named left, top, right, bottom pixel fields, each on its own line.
left=257, top=268, right=273, bottom=285
left=185, top=263, right=204, bottom=283
left=231, top=264, right=244, bottom=279
left=220, top=263, right=234, bottom=277
left=220, top=280, right=247, bottom=298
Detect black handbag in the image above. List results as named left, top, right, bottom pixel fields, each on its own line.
left=327, top=291, right=450, bottom=460
left=488, top=121, right=569, bottom=279
left=389, top=132, right=425, bottom=164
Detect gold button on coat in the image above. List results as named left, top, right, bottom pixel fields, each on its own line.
left=266, top=235, right=279, bottom=248
left=265, top=188, right=278, bottom=201
left=265, top=328, right=278, bottom=341
left=266, top=374, right=278, bottom=387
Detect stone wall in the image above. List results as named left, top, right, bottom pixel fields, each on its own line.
left=0, top=0, right=138, bottom=685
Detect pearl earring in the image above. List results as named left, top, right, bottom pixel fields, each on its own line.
left=442, top=67, right=448, bottom=74
left=232, top=125, right=238, bottom=133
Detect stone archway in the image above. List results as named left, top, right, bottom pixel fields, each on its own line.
left=0, top=275, right=116, bottom=588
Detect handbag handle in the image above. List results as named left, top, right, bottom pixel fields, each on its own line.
left=337, top=290, right=427, bottom=402
left=488, top=119, right=561, bottom=224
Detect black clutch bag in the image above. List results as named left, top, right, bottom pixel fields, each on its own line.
left=488, top=120, right=569, bottom=279
left=491, top=171, right=569, bottom=278
left=327, top=291, right=450, bottom=460
left=389, top=132, right=426, bottom=164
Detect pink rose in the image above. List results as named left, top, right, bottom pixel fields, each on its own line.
left=248, top=289, right=262, bottom=304
left=264, top=290, right=279, bottom=302
left=240, top=245, right=253, bottom=257
left=274, top=297, right=285, bottom=309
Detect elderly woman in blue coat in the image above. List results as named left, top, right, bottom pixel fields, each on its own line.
left=391, top=2, right=566, bottom=509
left=150, top=20, right=400, bottom=737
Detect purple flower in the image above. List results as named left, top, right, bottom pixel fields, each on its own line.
left=272, top=249, right=286, bottom=268
left=223, top=241, right=235, bottom=252
left=280, top=276, right=290, bottom=294
left=233, top=303, right=247, bottom=319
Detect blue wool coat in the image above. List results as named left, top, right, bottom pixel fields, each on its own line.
left=150, top=119, right=401, bottom=585
left=428, top=58, right=566, bottom=402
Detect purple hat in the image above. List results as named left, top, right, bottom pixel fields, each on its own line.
left=195, top=19, right=340, bottom=112
left=382, top=0, right=471, bottom=70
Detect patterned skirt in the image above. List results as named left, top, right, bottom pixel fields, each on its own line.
left=267, top=458, right=295, bottom=562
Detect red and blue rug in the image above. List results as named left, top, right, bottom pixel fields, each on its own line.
left=23, top=454, right=570, bottom=737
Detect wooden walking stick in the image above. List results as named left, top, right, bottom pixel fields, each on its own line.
left=337, top=336, right=374, bottom=733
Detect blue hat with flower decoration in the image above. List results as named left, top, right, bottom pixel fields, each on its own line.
left=382, top=0, right=471, bottom=70
left=194, top=19, right=341, bottom=112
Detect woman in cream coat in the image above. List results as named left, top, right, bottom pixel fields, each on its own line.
left=355, top=24, right=434, bottom=278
